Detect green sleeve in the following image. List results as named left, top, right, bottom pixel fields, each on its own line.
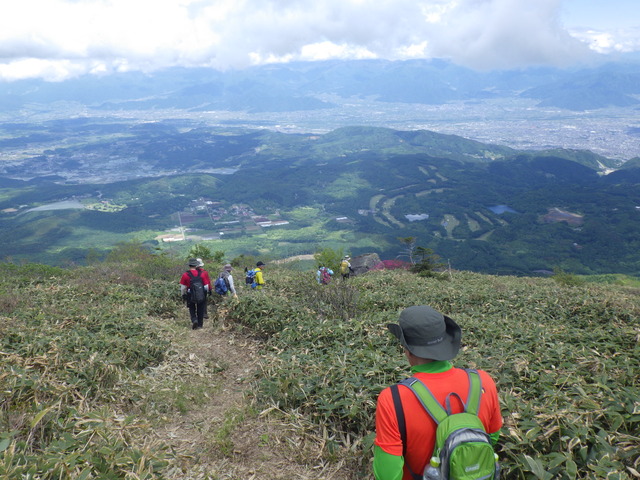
left=373, top=445, right=404, bottom=480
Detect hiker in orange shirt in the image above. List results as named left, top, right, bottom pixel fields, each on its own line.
left=373, top=305, right=503, bottom=480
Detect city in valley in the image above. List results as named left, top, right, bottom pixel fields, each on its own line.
left=0, top=96, right=639, bottom=189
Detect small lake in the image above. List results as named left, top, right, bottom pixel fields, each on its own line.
left=405, top=213, right=430, bottom=222
left=488, top=205, right=518, bottom=214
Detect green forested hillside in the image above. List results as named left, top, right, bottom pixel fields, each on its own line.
left=1, top=251, right=638, bottom=479
left=0, top=125, right=638, bottom=276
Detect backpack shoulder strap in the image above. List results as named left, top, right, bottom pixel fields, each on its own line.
left=464, top=369, right=483, bottom=416
left=390, top=384, right=407, bottom=458
left=390, top=384, right=421, bottom=480
left=187, top=270, right=194, bottom=279
left=399, top=377, right=448, bottom=424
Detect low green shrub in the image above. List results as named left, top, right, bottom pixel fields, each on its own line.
left=0, top=262, right=173, bottom=478
left=230, top=267, right=640, bottom=479
left=2, top=259, right=638, bottom=479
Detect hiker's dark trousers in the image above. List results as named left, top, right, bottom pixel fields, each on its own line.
left=188, top=300, right=206, bottom=328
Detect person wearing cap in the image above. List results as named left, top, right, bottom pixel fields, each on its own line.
left=179, top=258, right=211, bottom=329
left=373, top=305, right=503, bottom=480
left=195, top=258, right=213, bottom=319
left=340, top=255, right=353, bottom=280
left=218, top=263, right=238, bottom=298
left=254, top=261, right=266, bottom=289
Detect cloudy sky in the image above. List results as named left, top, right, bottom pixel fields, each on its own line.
left=0, top=0, right=638, bottom=81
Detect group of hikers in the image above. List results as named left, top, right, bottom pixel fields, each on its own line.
left=180, top=254, right=355, bottom=328
left=180, top=254, right=355, bottom=329
left=179, top=255, right=503, bottom=480
left=179, top=257, right=265, bottom=330
left=180, top=253, right=359, bottom=327
left=316, top=254, right=354, bottom=284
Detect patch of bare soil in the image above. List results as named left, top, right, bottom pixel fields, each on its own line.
left=271, top=254, right=315, bottom=264
left=154, top=306, right=360, bottom=479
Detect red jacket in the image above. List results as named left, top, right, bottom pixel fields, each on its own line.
left=180, top=268, right=212, bottom=291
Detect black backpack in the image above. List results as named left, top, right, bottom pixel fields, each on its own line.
left=187, top=270, right=206, bottom=303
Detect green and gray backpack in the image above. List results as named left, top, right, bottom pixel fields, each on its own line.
left=391, top=369, right=500, bottom=480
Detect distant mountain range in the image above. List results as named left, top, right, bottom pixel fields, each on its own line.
left=2, top=57, right=640, bottom=112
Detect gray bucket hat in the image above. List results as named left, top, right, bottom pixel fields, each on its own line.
left=387, top=305, right=461, bottom=361
left=188, top=258, right=199, bottom=267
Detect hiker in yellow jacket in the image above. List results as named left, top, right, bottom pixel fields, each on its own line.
left=340, top=255, right=354, bottom=280
left=254, top=261, right=266, bottom=289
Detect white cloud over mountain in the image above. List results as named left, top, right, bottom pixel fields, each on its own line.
left=0, top=0, right=637, bottom=81
left=570, top=27, right=640, bottom=54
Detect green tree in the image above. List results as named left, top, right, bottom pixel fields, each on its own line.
left=397, top=236, right=417, bottom=264
left=187, top=244, right=224, bottom=264
left=552, top=266, right=585, bottom=287
left=411, top=246, right=445, bottom=277
left=314, top=247, right=344, bottom=272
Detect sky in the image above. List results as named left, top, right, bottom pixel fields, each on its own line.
left=0, top=0, right=638, bottom=82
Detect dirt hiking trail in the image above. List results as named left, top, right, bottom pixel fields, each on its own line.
left=153, top=306, right=359, bottom=479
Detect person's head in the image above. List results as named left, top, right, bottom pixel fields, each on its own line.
left=223, top=263, right=233, bottom=272
left=196, top=258, right=205, bottom=268
left=188, top=258, right=199, bottom=268
left=256, top=261, right=265, bottom=268
left=387, top=305, right=461, bottom=363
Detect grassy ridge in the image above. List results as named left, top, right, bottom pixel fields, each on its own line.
left=1, top=258, right=638, bottom=479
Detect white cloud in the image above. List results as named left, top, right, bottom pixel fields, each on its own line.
left=299, top=42, right=378, bottom=62
left=426, top=0, right=594, bottom=69
left=0, top=0, right=636, bottom=81
left=569, top=27, right=640, bottom=54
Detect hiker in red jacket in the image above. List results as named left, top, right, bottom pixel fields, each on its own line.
left=179, top=258, right=211, bottom=330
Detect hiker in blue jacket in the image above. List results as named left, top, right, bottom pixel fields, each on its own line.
left=218, top=263, right=238, bottom=298
left=316, top=265, right=334, bottom=285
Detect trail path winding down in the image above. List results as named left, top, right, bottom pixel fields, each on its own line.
left=151, top=306, right=356, bottom=479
